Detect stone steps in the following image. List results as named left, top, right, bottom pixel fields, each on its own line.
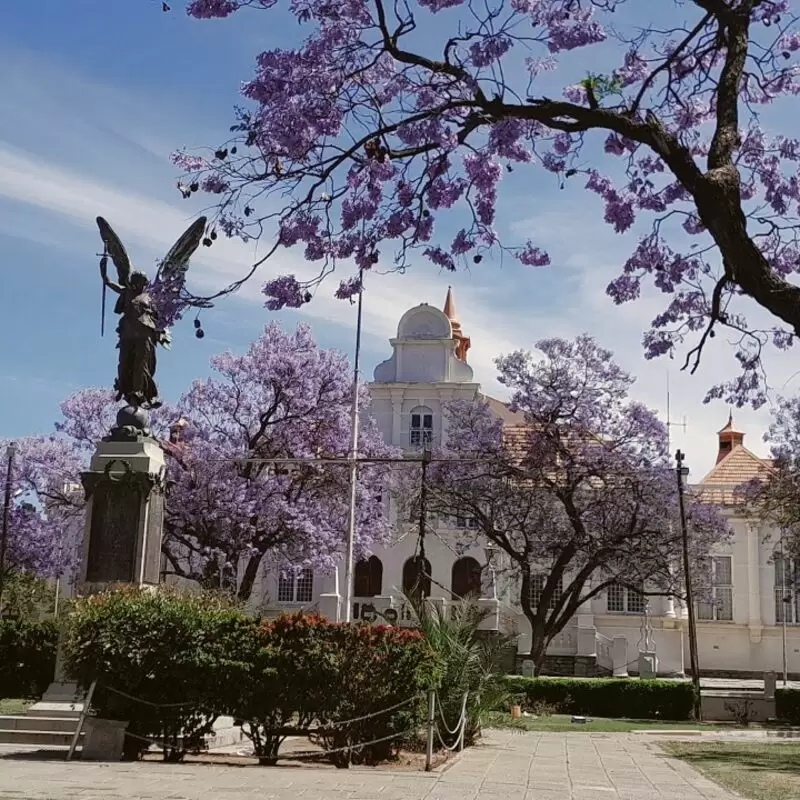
left=0, top=715, right=82, bottom=747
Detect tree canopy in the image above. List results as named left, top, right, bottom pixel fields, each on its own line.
left=416, top=335, right=728, bottom=667
left=2, top=323, right=393, bottom=602
left=159, top=0, right=800, bottom=408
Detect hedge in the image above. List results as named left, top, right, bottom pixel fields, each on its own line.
left=776, top=689, right=800, bottom=724
left=63, top=587, right=439, bottom=765
left=0, top=618, right=58, bottom=700
left=501, top=676, right=695, bottom=720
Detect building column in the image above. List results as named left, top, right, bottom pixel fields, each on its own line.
left=318, top=565, right=341, bottom=622
left=747, top=522, right=763, bottom=642
left=576, top=595, right=597, bottom=657
left=390, top=390, right=404, bottom=446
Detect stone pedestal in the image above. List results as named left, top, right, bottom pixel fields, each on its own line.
left=79, top=438, right=166, bottom=588
left=764, top=671, right=777, bottom=701
left=30, top=437, right=167, bottom=722
left=638, top=651, right=658, bottom=678
left=81, top=717, right=129, bottom=761
left=612, top=636, right=629, bottom=678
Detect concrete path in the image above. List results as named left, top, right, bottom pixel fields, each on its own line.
left=0, top=730, right=737, bottom=800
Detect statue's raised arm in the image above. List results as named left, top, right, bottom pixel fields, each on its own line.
left=96, top=217, right=131, bottom=296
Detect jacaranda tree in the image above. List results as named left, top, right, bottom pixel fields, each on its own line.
left=5, top=324, right=393, bottom=602
left=163, top=322, right=394, bottom=600
left=162, top=0, right=800, bottom=408
left=418, top=335, right=728, bottom=671
left=734, top=394, right=800, bottom=556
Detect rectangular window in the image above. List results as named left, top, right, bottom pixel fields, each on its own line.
left=774, top=556, right=800, bottom=625
left=454, top=509, right=479, bottom=530
left=697, top=556, right=733, bottom=622
left=529, top=574, right=562, bottom=612
left=410, top=413, right=433, bottom=446
left=278, top=567, right=314, bottom=603
left=606, top=583, right=645, bottom=614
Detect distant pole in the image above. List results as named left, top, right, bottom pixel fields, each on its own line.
left=0, top=442, right=17, bottom=611
left=416, top=446, right=432, bottom=599
left=342, top=269, right=365, bottom=624
left=676, top=449, right=702, bottom=721
left=781, top=529, right=789, bottom=686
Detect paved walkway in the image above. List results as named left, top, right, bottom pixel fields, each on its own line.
left=0, top=730, right=737, bottom=800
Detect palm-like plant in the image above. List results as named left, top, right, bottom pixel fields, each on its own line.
left=409, top=598, right=515, bottom=746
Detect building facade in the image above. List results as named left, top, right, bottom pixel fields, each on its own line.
left=253, top=292, right=800, bottom=678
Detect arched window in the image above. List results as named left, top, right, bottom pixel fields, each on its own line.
left=451, top=557, right=483, bottom=599
left=409, top=406, right=433, bottom=447
left=402, top=556, right=431, bottom=600
left=354, top=555, right=383, bottom=598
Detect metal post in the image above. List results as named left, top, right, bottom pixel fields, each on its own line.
left=0, top=442, right=17, bottom=611
left=425, top=689, right=435, bottom=771
left=417, top=446, right=431, bottom=600
left=67, top=679, right=97, bottom=761
left=342, top=269, right=365, bottom=624
left=676, top=449, right=702, bottom=721
left=781, top=530, right=789, bottom=686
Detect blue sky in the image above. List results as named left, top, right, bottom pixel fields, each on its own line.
left=1, top=0, right=797, bottom=479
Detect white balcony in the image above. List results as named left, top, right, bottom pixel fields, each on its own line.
left=351, top=595, right=501, bottom=631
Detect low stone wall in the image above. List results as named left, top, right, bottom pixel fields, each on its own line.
left=702, top=693, right=775, bottom=722
left=514, top=654, right=610, bottom=678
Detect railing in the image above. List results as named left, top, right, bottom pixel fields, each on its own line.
left=547, top=630, right=576, bottom=655
left=351, top=596, right=501, bottom=630
left=596, top=631, right=613, bottom=670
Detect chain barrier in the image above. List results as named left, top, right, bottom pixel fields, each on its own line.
left=275, top=727, right=419, bottom=762
left=433, top=691, right=468, bottom=753
left=69, top=679, right=427, bottom=763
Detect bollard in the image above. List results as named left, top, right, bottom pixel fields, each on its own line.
left=425, top=689, right=435, bottom=772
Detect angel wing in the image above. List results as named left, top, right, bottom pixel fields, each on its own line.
left=156, top=216, right=208, bottom=284
left=96, top=217, right=132, bottom=287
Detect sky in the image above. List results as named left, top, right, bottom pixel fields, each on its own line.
left=1, top=0, right=798, bottom=481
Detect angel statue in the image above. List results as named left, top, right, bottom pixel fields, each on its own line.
left=96, top=216, right=206, bottom=414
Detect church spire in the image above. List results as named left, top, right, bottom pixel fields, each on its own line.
left=443, top=286, right=471, bottom=362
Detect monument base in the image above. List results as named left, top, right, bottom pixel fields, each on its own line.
left=79, top=438, right=166, bottom=587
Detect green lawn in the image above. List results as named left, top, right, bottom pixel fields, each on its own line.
left=0, top=698, right=32, bottom=715
left=485, top=711, right=717, bottom=733
left=663, top=742, right=800, bottom=800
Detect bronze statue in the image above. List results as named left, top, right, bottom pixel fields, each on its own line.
left=96, top=216, right=207, bottom=412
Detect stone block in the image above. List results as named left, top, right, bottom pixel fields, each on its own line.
left=81, top=717, right=128, bottom=761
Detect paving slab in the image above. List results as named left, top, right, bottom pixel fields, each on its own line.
left=0, top=729, right=741, bottom=800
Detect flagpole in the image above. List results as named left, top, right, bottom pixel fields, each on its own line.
left=342, top=269, right=364, bottom=624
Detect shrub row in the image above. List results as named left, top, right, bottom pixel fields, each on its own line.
left=501, top=676, right=695, bottom=720
left=63, top=587, right=438, bottom=764
left=776, top=689, right=800, bottom=724
left=0, top=618, right=58, bottom=700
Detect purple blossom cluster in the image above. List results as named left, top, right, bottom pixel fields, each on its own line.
left=7, top=326, right=393, bottom=600
left=414, top=334, right=728, bottom=661
left=173, top=0, right=800, bottom=407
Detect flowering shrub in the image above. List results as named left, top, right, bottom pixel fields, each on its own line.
left=63, top=592, right=438, bottom=766
left=63, top=586, right=256, bottom=761
left=234, top=613, right=439, bottom=766
left=309, top=620, right=439, bottom=766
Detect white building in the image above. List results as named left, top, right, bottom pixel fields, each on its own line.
left=256, top=292, right=800, bottom=679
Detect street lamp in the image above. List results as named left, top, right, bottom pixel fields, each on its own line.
left=676, top=449, right=702, bottom=721
left=0, top=442, right=18, bottom=611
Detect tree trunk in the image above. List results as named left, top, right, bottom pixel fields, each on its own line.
left=529, top=624, right=549, bottom=677
left=237, top=552, right=264, bottom=602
